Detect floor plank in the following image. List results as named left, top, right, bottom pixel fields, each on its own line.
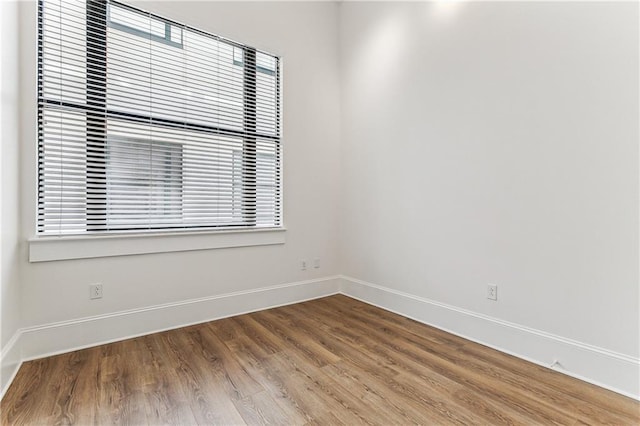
left=2, top=295, right=638, bottom=425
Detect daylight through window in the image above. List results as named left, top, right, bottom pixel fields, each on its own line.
left=37, top=0, right=282, bottom=235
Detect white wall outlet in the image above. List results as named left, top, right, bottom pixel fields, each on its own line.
left=313, top=258, right=320, bottom=269
left=89, top=283, right=103, bottom=300
left=301, top=260, right=307, bottom=271
left=487, top=284, right=498, bottom=301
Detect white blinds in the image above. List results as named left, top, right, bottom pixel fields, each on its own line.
left=38, top=0, right=282, bottom=235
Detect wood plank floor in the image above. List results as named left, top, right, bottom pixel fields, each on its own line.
left=2, top=295, right=639, bottom=425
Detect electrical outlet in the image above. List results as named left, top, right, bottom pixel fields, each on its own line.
left=487, top=284, right=497, bottom=301
left=313, top=258, right=320, bottom=269
left=89, top=283, right=103, bottom=300
left=301, top=260, right=307, bottom=271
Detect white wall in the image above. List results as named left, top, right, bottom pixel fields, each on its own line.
left=3, top=0, right=639, bottom=400
left=0, top=0, right=22, bottom=393
left=339, top=0, right=638, bottom=380
left=17, top=1, right=341, bottom=326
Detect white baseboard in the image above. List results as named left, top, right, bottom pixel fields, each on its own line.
left=339, top=275, right=640, bottom=400
left=3, top=274, right=638, bottom=402
left=1, top=275, right=340, bottom=398
left=0, top=331, right=22, bottom=401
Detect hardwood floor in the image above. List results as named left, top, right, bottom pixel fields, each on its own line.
left=2, top=295, right=638, bottom=425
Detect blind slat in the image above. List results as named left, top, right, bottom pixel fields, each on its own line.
left=38, top=0, right=282, bottom=235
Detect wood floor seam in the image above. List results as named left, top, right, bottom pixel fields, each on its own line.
left=2, top=295, right=638, bottom=425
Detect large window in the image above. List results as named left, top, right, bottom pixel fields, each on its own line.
left=37, top=0, right=282, bottom=235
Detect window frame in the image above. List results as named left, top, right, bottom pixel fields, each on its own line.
left=36, top=0, right=283, bottom=237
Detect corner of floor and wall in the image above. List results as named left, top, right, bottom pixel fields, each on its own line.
left=2, top=0, right=639, bottom=403
left=3, top=276, right=639, bottom=401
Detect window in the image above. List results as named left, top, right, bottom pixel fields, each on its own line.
left=37, top=0, right=282, bottom=235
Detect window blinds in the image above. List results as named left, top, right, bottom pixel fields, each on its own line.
left=38, top=0, right=282, bottom=235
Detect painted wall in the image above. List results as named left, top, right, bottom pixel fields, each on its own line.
left=1, top=0, right=22, bottom=383
left=17, top=1, right=341, bottom=327
left=3, top=0, right=638, bottom=398
left=339, top=1, right=639, bottom=358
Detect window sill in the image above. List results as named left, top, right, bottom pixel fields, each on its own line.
left=29, top=227, right=286, bottom=262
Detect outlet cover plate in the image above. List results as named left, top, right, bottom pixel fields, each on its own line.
left=90, top=284, right=103, bottom=299
left=487, top=284, right=498, bottom=301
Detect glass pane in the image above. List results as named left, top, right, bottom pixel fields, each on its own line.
left=39, top=108, right=88, bottom=234
left=170, top=26, right=182, bottom=44
left=107, top=137, right=183, bottom=229
left=106, top=26, right=244, bottom=131
left=41, top=0, right=87, bottom=105
left=109, top=4, right=165, bottom=38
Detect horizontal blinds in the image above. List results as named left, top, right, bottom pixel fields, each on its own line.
left=38, top=0, right=281, bottom=235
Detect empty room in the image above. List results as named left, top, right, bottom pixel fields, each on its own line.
left=1, top=0, right=638, bottom=424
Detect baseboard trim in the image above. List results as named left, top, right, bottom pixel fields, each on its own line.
left=339, top=275, right=640, bottom=400
left=0, top=331, right=22, bottom=400
left=3, top=274, right=637, bottom=402
left=1, top=275, right=340, bottom=399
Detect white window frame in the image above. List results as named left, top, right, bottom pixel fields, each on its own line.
left=30, top=0, right=285, bottom=261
